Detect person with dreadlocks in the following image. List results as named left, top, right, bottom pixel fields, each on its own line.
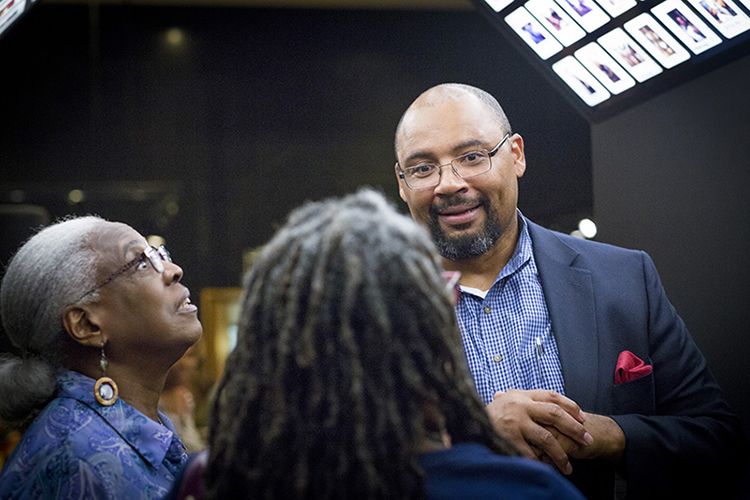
left=169, top=188, right=584, bottom=500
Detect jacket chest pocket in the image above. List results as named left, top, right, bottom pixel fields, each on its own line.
left=611, top=373, right=656, bottom=415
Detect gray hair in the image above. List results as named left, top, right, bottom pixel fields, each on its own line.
left=0, top=215, right=108, bottom=424
left=394, top=83, right=512, bottom=155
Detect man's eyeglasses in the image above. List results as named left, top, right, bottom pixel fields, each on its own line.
left=78, top=245, right=172, bottom=301
left=397, top=133, right=511, bottom=191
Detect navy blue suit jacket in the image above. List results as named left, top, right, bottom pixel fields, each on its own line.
left=527, top=220, right=743, bottom=499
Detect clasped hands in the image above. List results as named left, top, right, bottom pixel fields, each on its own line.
left=485, top=389, right=625, bottom=475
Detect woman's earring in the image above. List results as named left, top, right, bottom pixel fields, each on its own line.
left=94, top=341, right=119, bottom=406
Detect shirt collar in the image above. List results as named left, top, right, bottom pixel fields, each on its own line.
left=498, top=210, right=533, bottom=281
left=57, top=370, right=182, bottom=468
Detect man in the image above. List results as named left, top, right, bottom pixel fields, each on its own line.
left=393, top=83, right=742, bottom=498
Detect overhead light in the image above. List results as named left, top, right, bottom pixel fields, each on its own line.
left=578, top=218, right=597, bottom=239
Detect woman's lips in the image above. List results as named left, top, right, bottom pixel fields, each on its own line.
left=177, top=293, right=198, bottom=313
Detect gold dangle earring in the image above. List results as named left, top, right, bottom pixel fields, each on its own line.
left=94, top=340, right=119, bottom=406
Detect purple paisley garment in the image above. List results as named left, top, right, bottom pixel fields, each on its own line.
left=0, top=370, right=187, bottom=499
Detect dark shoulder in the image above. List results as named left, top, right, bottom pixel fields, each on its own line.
left=168, top=449, right=209, bottom=500
left=421, top=443, right=585, bottom=499
left=527, top=219, right=648, bottom=268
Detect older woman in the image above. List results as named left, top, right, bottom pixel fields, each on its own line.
left=0, top=216, right=202, bottom=499
left=170, top=189, right=583, bottom=499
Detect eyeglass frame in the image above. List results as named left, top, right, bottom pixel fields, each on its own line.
left=77, top=245, right=172, bottom=301
left=396, top=133, right=512, bottom=191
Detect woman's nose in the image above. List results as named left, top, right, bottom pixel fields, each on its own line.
left=163, top=261, right=183, bottom=284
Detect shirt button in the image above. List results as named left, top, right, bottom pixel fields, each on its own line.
left=493, top=354, right=503, bottom=363
left=483, top=306, right=492, bottom=314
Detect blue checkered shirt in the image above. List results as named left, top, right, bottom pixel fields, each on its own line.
left=455, top=214, right=565, bottom=404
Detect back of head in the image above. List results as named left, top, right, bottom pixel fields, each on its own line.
left=0, top=216, right=106, bottom=425
left=208, top=188, right=513, bottom=499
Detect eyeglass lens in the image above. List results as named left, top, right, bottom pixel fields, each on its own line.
left=145, top=245, right=172, bottom=273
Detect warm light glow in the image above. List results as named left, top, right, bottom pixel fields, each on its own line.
left=68, top=189, right=85, bottom=204
left=147, top=235, right=166, bottom=247
left=165, top=200, right=180, bottom=216
left=165, top=28, right=185, bottom=47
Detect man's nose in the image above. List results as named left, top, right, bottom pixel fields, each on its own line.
left=434, top=162, right=469, bottom=194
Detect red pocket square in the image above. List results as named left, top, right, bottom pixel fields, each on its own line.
left=614, top=350, right=653, bottom=384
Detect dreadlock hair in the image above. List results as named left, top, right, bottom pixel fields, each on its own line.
left=206, top=188, right=517, bottom=499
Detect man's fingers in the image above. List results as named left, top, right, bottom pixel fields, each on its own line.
left=522, top=390, right=586, bottom=423
left=525, top=424, right=573, bottom=475
left=531, top=401, right=593, bottom=447
left=508, top=436, right=543, bottom=462
left=487, top=389, right=592, bottom=474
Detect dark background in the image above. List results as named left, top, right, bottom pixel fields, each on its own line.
left=1, top=1, right=748, bottom=449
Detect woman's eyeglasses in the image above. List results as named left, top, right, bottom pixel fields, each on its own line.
left=77, top=245, right=172, bottom=301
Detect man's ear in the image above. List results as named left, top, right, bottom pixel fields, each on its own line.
left=511, top=133, right=527, bottom=179
left=62, top=305, right=104, bottom=347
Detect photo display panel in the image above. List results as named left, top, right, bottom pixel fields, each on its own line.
left=594, top=0, right=638, bottom=18
left=597, top=28, right=664, bottom=81
left=624, top=13, right=691, bottom=68
left=0, top=0, right=43, bottom=40
left=0, top=0, right=27, bottom=37
left=505, top=6, right=564, bottom=59
left=475, top=0, right=750, bottom=120
left=552, top=55, right=612, bottom=105
left=685, top=0, right=750, bottom=38
left=575, top=42, right=637, bottom=93
left=651, top=0, right=722, bottom=53
left=553, top=0, right=611, bottom=32
left=526, top=0, right=587, bottom=46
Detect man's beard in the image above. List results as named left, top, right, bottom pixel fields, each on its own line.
left=427, top=194, right=503, bottom=261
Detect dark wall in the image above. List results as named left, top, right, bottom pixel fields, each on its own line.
left=592, top=54, right=750, bottom=437
left=0, top=4, right=590, bottom=294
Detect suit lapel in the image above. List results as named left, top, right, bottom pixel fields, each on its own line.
left=528, top=221, right=599, bottom=411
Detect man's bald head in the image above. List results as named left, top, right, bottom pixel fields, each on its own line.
left=394, top=83, right=512, bottom=156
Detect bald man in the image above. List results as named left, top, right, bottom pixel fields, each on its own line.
left=392, top=83, right=743, bottom=499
